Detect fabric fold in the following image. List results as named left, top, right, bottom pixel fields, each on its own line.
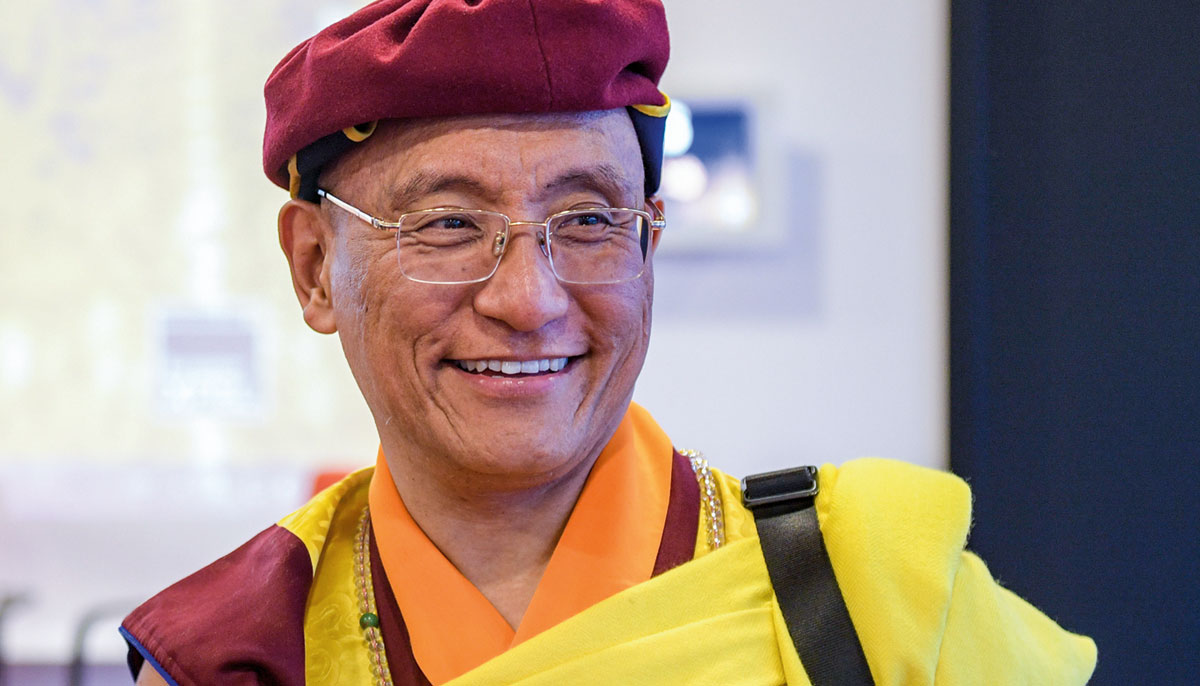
left=444, top=537, right=791, bottom=686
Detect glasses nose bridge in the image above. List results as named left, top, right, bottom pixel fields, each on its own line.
left=496, top=218, right=551, bottom=259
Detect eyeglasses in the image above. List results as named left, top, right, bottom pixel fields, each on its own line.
left=317, top=189, right=665, bottom=285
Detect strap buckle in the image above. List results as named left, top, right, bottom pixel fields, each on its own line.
left=741, top=466, right=820, bottom=511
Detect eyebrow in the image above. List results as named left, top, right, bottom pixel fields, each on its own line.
left=386, top=163, right=639, bottom=213
left=535, top=164, right=638, bottom=206
left=386, top=172, right=496, bottom=213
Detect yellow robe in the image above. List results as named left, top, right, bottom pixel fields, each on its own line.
left=284, top=458, right=1097, bottom=685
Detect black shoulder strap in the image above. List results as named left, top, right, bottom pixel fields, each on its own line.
left=742, top=466, right=875, bottom=686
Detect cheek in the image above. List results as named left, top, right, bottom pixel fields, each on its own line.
left=626, top=273, right=655, bottom=342
left=584, top=281, right=654, bottom=363
left=331, top=239, right=380, bottom=313
left=640, top=271, right=655, bottom=337
left=330, top=242, right=411, bottom=381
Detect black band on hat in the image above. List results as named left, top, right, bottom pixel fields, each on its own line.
left=288, top=123, right=379, bottom=201
left=628, top=99, right=670, bottom=197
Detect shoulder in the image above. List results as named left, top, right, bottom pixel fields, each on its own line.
left=713, top=457, right=973, bottom=643
left=813, top=457, right=974, bottom=598
left=716, top=458, right=1096, bottom=684
left=710, top=456, right=972, bottom=556
left=808, top=459, right=975, bottom=680
left=120, top=467, right=373, bottom=685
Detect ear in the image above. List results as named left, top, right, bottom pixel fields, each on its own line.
left=278, top=199, right=338, bottom=334
left=646, top=195, right=666, bottom=253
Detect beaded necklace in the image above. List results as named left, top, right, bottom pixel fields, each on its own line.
left=681, top=449, right=725, bottom=550
left=352, top=451, right=724, bottom=685
left=354, top=508, right=395, bottom=686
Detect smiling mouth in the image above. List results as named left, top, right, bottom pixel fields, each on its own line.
left=453, top=357, right=573, bottom=376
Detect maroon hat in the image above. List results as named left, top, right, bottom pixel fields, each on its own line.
left=264, top=0, right=671, bottom=201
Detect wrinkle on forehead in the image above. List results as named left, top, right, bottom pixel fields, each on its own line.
left=318, top=109, right=644, bottom=209
left=384, top=163, right=637, bottom=214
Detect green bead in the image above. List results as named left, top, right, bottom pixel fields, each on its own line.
left=359, top=612, right=380, bottom=629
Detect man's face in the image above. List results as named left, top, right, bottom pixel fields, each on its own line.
left=311, top=110, right=657, bottom=489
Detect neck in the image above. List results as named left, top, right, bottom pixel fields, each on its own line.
left=383, top=450, right=598, bottom=629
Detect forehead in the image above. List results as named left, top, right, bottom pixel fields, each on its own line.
left=323, top=110, right=644, bottom=207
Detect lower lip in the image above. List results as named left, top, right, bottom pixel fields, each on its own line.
left=447, top=360, right=576, bottom=397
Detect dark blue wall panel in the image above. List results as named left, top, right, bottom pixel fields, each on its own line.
left=950, top=2, right=1200, bottom=684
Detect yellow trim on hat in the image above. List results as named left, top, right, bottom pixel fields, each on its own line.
left=631, top=92, right=671, bottom=118
left=343, top=121, right=378, bottom=142
left=288, top=154, right=301, bottom=199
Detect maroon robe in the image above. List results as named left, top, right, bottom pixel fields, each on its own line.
left=121, top=451, right=700, bottom=685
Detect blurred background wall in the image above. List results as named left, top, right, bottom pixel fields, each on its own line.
left=7, top=0, right=1195, bottom=683
left=53, top=3, right=1200, bottom=685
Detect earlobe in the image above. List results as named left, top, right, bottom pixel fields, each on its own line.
left=278, top=200, right=338, bottom=334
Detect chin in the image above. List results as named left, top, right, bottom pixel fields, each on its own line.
left=454, top=448, right=584, bottom=488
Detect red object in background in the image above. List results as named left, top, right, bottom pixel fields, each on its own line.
left=310, top=469, right=352, bottom=497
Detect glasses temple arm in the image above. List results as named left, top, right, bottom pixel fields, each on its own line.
left=316, top=189, right=385, bottom=229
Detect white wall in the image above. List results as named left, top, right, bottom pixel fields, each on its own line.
left=0, top=0, right=947, bottom=664
left=639, top=0, right=948, bottom=474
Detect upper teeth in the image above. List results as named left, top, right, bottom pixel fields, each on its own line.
left=456, top=358, right=569, bottom=374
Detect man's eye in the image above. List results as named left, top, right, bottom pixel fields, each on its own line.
left=555, top=211, right=637, bottom=246
left=431, top=216, right=472, bottom=230
left=401, top=213, right=487, bottom=247
left=564, top=211, right=614, bottom=228
left=405, top=213, right=486, bottom=234
left=410, top=214, right=478, bottom=231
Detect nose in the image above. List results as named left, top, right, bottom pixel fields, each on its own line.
left=472, top=226, right=569, bottom=332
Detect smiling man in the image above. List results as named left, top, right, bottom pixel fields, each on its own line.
left=121, top=1, right=1096, bottom=685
